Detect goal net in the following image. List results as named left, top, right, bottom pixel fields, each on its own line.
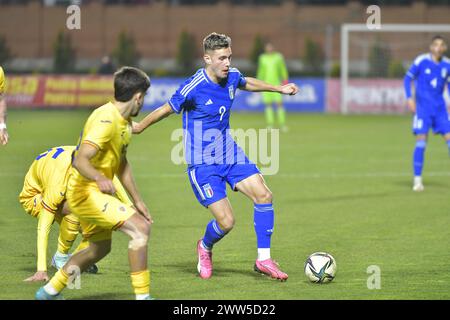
left=338, top=24, right=450, bottom=114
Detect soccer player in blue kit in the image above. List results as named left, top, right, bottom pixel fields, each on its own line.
left=404, top=35, right=450, bottom=192
left=134, top=33, right=298, bottom=281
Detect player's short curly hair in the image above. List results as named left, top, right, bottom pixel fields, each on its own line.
left=114, top=66, right=150, bottom=102
left=203, top=32, right=232, bottom=52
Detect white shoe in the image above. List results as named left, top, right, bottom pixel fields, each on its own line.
left=413, top=177, right=424, bottom=192
left=51, top=252, right=71, bottom=270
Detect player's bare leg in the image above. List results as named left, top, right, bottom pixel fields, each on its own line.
left=197, top=198, right=234, bottom=279
left=413, top=134, right=427, bottom=192
left=208, top=198, right=235, bottom=233
left=61, top=239, right=111, bottom=273
left=36, top=239, right=111, bottom=300
left=119, top=212, right=153, bottom=300
left=235, top=173, right=288, bottom=281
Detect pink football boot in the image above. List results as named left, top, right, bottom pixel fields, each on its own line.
left=254, top=259, right=288, bottom=281
left=197, top=240, right=213, bottom=279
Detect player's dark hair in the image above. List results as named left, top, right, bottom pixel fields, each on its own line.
left=431, top=35, right=445, bottom=43
left=114, top=66, right=150, bottom=102
left=203, top=32, right=231, bottom=52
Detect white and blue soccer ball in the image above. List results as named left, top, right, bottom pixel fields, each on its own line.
left=304, top=252, right=336, bottom=283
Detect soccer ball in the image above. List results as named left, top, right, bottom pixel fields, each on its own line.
left=304, top=252, right=336, bottom=283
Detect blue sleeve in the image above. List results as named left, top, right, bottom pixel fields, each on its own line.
left=233, top=68, right=247, bottom=89
left=404, top=59, right=420, bottom=99
left=404, top=74, right=413, bottom=99
left=168, top=82, right=194, bottom=114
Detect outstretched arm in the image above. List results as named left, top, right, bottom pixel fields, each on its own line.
left=242, top=77, right=299, bottom=95
left=133, top=103, right=174, bottom=134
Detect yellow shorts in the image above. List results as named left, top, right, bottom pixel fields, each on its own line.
left=19, top=160, right=66, bottom=217
left=20, top=192, right=43, bottom=218
left=19, top=170, right=44, bottom=217
left=67, top=185, right=135, bottom=243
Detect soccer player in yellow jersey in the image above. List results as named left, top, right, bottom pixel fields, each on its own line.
left=20, top=145, right=132, bottom=282
left=36, top=67, right=153, bottom=300
left=0, top=65, right=9, bottom=145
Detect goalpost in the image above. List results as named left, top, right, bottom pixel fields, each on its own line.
left=340, top=24, right=450, bottom=114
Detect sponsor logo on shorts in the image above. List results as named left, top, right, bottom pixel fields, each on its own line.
left=203, top=183, right=214, bottom=199
left=118, top=206, right=126, bottom=212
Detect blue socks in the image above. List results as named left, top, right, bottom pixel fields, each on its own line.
left=253, top=203, right=274, bottom=249
left=202, top=220, right=225, bottom=250
left=413, top=140, right=427, bottom=177
left=201, top=203, right=275, bottom=257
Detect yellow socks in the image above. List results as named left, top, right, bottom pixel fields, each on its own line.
left=45, top=269, right=69, bottom=295
left=57, top=214, right=80, bottom=254
left=130, top=269, right=150, bottom=300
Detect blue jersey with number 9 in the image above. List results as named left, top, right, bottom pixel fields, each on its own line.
left=169, top=68, right=247, bottom=167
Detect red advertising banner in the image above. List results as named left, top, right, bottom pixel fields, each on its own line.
left=5, top=75, right=114, bottom=108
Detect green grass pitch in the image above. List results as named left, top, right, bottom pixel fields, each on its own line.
left=1, top=109, right=449, bottom=300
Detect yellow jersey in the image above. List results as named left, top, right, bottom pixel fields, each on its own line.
left=20, top=146, right=76, bottom=214
left=0, top=66, right=5, bottom=94
left=70, top=102, right=132, bottom=186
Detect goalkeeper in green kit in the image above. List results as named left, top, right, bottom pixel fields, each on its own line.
left=257, top=42, right=289, bottom=132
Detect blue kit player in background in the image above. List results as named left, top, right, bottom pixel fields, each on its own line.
left=134, top=32, right=299, bottom=281
left=404, top=35, right=450, bottom=192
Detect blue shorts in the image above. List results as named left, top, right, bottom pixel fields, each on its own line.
left=412, top=109, right=450, bottom=135
left=187, top=160, right=260, bottom=208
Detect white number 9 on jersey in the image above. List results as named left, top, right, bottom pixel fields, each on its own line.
left=219, top=106, right=226, bottom=121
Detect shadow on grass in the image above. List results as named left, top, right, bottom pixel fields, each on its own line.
left=164, top=261, right=263, bottom=280
left=75, top=292, right=131, bottom=300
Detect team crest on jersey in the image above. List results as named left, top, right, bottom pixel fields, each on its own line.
left=425, top=68, right=431, bottom=74
left=203, top=183, right=214, bottom=198
left=228, top=85, right=234, bottom=100
left=442, top=68, right=447, bottom=79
